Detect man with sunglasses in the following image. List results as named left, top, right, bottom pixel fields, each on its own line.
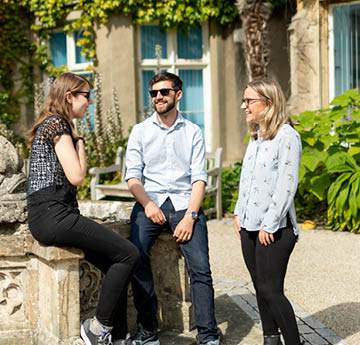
left=125, top=72, right=220, bottom=345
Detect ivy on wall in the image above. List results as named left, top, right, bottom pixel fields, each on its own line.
left=1, top=0, right=239, bottom=135
left=0, top=0, right=36, bottom=128
left=1, top=0, right=287, bottom=138
left=29, top=0, right=240, bottom=64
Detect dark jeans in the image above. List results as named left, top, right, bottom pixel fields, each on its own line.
left=28, top=200, right=140, bottom=340
left=240, top=222, right=301, bottom=345
left=130, top=198, right=219, bottom=343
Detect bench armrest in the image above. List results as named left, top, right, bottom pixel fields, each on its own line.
left=206, top=167, right=221, bottom=177
left=89, top=164, right=121, bottom=176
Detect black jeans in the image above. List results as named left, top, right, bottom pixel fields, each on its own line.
left=240, top=223, right=301, bottom=345
left=130, top=198, right=219, bottom=343
left=28, top=200, right=140, bottom=340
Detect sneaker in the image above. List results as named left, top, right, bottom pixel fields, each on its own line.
left=131, top=324, right=160, bottom=345
left=81, top=318, right=113, bottom=345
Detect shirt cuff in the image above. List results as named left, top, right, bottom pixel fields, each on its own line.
left=125, top=169, right=143, bottom=182
left=191, top=173, right=207, bottom=185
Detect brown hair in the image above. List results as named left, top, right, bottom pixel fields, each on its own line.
left=246, top=79, right=293, bottom=140
left=27, top=72, right=90, bottom=146
left=150, top=72, right=183, bottom=91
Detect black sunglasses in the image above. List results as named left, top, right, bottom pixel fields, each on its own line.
left=75, top=91, right=91, bottom=101
left=149, top=88, right=178, bottom=98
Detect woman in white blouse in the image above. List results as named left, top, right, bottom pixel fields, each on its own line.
left=234, top=79, right=303, bottom=345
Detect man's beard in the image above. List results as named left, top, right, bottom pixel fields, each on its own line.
left=155, top=97, right=176, bottom=115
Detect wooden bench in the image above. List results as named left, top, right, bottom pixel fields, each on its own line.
left=89, top=147, right=223, bottom=219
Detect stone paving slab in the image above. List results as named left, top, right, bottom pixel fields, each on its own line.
left=213, top=277, right=350, bottom=345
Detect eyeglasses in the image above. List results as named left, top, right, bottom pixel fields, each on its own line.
left=242, top=98, right=264, bottom=106
left=75, top=91, right=91, bottom=101
left=149, top=88, right=178, bottom=98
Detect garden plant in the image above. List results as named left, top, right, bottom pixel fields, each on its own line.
left=293, top=89, right=360, bottom=232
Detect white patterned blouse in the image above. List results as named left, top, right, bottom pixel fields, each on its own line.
left=234, top=123, right=302, bottom=236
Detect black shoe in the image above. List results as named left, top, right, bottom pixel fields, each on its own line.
left=81, top=318, right=113, bottom=345
left=131, top=324, right=160, bottom=345
left=264, top=334, right=283, bottom=345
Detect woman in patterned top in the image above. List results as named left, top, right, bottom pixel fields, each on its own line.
left=234, top=79, right=303, bottom=345
left=27, top=72, right=140, bottom=345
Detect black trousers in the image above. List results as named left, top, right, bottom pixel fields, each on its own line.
left=240, top=223, right=301, bottom=345
left=28, top=200, right=140, bottom=340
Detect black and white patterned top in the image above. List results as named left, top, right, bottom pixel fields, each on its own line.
left=27, top=115, right=78, bottom=208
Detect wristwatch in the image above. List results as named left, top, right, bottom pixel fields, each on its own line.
left=187, top=211, right=198, bottom=220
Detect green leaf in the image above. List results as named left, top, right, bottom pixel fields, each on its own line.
left=348, top=145, right=360, bottom=156
left=328, top=172, right=352, bottom=205
left=326, top=152, right=355, bottom=173
left=335, top=183, right=351, bottom=212
left=301, top=151, right=324, bottom=172
left=349, top=181, right=358, bottom=218
left=309, top=173, right=330, bottom=201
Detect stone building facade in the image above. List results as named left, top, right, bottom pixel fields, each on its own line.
left=288, top=0, right=360, bottom=114
left=24, top=8, right=293, bottom=164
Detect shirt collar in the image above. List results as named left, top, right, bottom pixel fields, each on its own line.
left=151, top=111, right=185, bottom=130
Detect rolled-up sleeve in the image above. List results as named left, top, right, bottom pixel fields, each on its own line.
left=190, top=128, right=207, bottom=184
left=125, top=125, right=144, bottom=182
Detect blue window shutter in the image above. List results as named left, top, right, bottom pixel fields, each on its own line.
left=77, top=73, right=95, bottom=128
left=50, top=32, right=67, bottom=67
left=177, top=27, right=203, bottom=59
left=178, top=70, right=204, bottom=132
left=142, top=70, right=156, bottom=113
left=141, top=26, right=167, bottom=59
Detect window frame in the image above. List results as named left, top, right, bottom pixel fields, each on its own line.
left=137, top=23, right=212, bottom=151
left=48, top=30, right=93, bottom=72
left=328, top=1, right=360, bottom=102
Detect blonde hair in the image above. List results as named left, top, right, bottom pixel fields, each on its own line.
left=27, top=72, right=90, bottom=146
left=246, top=79, right=293, bottom=140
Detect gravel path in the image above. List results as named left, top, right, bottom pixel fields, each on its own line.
left=207, top=218, right=360, bottom=345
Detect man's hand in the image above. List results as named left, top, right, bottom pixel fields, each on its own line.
left=258, top=229, right=274, bottom=246
left=173, top=215, right=194, bottom=242
left=144, top=201, right=166, bottom=224
left=234, top=215, right=241, bottom=240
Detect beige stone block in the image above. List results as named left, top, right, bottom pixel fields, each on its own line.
left=37, top=258, right=81, bottom=340
left=0, top=258, right=29, bottom=331
left=29, top=240, right=84, bottom=262
left=0, top=235, right=26, bottom=256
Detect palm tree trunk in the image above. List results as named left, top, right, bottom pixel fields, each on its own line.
left=237, top=0, right=273, bottom=80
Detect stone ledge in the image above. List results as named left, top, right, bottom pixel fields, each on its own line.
left=78, top=199, right=134, bottom=222
left=29, top=240, right=84, bottom=262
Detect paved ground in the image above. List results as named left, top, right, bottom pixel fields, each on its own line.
left=207, top=218, right=360, bottom=345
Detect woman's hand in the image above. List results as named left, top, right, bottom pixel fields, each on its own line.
left=258, top=229, right=274, bottom=246
left=234, top=215, right=242, bottom=240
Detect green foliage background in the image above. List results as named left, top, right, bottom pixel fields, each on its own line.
left=293, top=89, right=360, bottom=232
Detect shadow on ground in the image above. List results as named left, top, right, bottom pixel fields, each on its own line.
left=311, top=302, right=360, bottom=341
left=158, top=292, right=262, bottom=345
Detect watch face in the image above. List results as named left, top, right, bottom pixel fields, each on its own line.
left=190, top=212, right=198, bottom=219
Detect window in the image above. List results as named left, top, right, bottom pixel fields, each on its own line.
left=138, top=24, right=212, bottom=149
left=49, top=31, right=94, bottom=116
left=329, top=3, right=360, bottom=100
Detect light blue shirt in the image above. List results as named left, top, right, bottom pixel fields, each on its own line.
left=125, top=112, right=207, bottom=211
left=234, top=124, right=302, bottom=236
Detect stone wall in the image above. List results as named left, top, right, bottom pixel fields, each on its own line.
left=0, top=200, right=194, bottom=344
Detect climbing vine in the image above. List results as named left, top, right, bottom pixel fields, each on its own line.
left=29, top=0, right=240, bottom=64
left=0, top=0, right=36, bottom=128
left=1, top=0, right=240, bottom=139
left=1, top=0, right=288, bottom=143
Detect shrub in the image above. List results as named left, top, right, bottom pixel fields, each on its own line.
left=293, top=89, right=360, bottom=232
left=76, top=74, right=128, bottom=199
